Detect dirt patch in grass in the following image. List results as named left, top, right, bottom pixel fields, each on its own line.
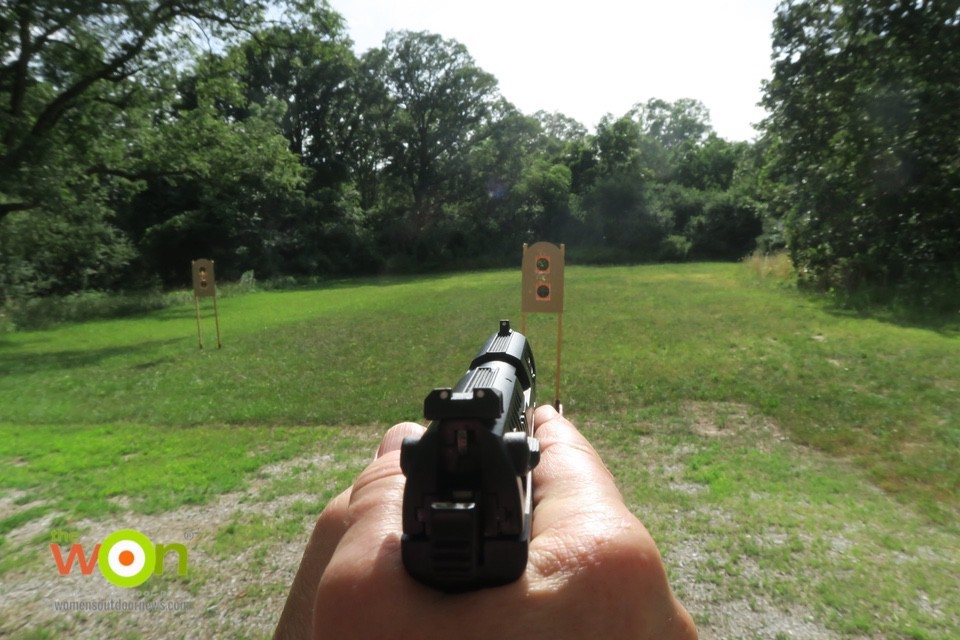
left=0, top=439, right=375, bottom=640
left=0, top=490, right=31, bottom=521
left=683, top=401, right=786, bottom=445
left=665, top=519, right=854, bottom=640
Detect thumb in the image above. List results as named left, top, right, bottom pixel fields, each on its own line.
left=376, top=422, right=426, bottom=458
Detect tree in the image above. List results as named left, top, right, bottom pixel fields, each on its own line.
left=0, top=0, right=266, bottom=219
left=455, top=107, right=538, bottom=249
left=762, top=0, right=960, bottom=293
left=514, top=160, right=574, bottom=241
left=629, top=98, right=714, bottom=182
left=675, top=134, right=747, bottom=192
left=233, top=7, right=359, bottom=186
left=0, top=0, right=273, bottom=298
left=457, top=108, right=574, bottom=254
left=582, top=114, right=668, bottom=258
left=371, top=30, right=501, bottom=254
left=117, top=51, right=306, bottom=285
left=531, top=110, right=588, bottom=158
left=221, top=6, right=385, bottom=275
left=686, top=190, right=763, bottom=260
left=631, top=98, right=712, bottom=150
left=581, top=101, right=747, bottom=262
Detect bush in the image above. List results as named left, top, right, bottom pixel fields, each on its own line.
left=659, top=235, right=691, bottom=262
left=0, top=290, right=188, bottom=331
left=687, top=191, right=762, bottom=260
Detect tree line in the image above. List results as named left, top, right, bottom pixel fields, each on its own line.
left=1, top=0, right=957, bottom=306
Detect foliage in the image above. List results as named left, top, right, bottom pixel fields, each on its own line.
left=0, top=0, right=276, bottom=297
left=761, top=0, right=960, bottom=297
left=0, top=290, right=184, bottom=332
left=573, top=102, right=763, bottom=263
left=0, top=198, right=137, bottom=298
left=367, top=30, right=503, bottom=261
left=3, top=0, right=955, bottom=307
left=119, top=53, right=307, bottom=284
left=0, top=0, right=763, bottom=303
left=686, top=190, right=763, bottom=260
left=28, top=0, right=957, bottom=308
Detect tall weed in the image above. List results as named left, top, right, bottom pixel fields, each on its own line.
left=744, top=250, right=794, bottom=282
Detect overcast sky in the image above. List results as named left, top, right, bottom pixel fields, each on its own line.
left=329, top=0, right=781, bottom=142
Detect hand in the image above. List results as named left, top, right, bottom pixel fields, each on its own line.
left=275, top=405, right=697, bottom=640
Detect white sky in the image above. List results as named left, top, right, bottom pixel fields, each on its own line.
left=329, top=0, right=781, bottom=142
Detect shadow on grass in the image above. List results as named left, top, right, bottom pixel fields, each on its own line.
left=246, top=270, right=479, bottom=294
left=0, top=338, right=183, bottom=376
left=147, top=305, right=203, bottom=322
left=803, top=288, right=960, bottom=337
left=822, top=302, right=960, bottom=337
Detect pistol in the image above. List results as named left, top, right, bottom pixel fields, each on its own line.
left=400, top=320, right=540, bottom=591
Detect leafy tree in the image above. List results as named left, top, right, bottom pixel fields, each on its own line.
left=593, top=113, right=645, bottom=178
left=0, top=0, right=780, bottom=300
left=454, top=107, right=540, bottom=254
left=221, top=6, right=386, bottom=275
left=531, top=110, right=588, bottom=158
left=233, top=7, right=358, bottom=186
left=0, top=0, right=269, bottom=298
left=686, top=190, right=763, bottom=260
left=514, top=160, right=574, bottom=241
left=651, top=183, right=711, bottom=236
left=0, top=185, right=138, bottom=297
left=583, top=101, right=756, bottom=262
left=628, top=98, right=713, bottom=182
left=581, top=114, right=667, bottom=258
left=118, top=53, right=306, bottom=285
left=676, top=135, right=747, bottom=192
left=370, top=30, right=501, bottom=256
left=631, top=98, right=713, bottom=150
left=762, top=0, right=960, bottom=293
left=0, top=0, right=265, bottom=219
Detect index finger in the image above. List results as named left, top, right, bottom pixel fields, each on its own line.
left=531, top=404, right=623, bottom=518
left=529, top=405, right=657, bottom=577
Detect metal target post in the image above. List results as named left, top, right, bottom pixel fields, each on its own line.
left=521, top=242, right=566, bottom=411
left=211, top=292, right=222, bottom=349
left=194, top=294, right=204, bottom=350
left=555, top=309, right=563, bottom=410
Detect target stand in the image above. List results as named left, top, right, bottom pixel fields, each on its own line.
left=521, top=242, right=565, bottom=411
left=191, top=259, right=221, bottom=350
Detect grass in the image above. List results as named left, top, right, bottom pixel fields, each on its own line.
left=594, top=405, right=960, bottom=639
left=0, top=424, right=339, bottom=519
left=0, top=262, right=958, bottom=639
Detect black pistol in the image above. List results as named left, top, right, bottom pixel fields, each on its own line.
left=400, top=320, right=540, bottom=591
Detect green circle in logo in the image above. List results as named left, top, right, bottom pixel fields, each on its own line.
left=99, top=529, right=156, bottom=588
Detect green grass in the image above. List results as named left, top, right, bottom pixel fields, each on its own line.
left=1, top=263, right=957, bottom=517
left=0, top=424, right=340, bottom=518
left=0, top=263, right=958, bottom=638
left=593, top=407, right=960, bottom=639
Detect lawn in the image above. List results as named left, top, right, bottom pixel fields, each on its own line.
left=1, top=263, right=958, bottom=639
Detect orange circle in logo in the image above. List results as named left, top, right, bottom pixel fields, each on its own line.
left=119, top=550, right=135, bottom=566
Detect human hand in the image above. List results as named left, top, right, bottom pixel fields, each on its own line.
left=274, top=405, right=697, bottom=640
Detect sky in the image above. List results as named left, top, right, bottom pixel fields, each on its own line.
left=329, top=0, right=782, bottom=142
